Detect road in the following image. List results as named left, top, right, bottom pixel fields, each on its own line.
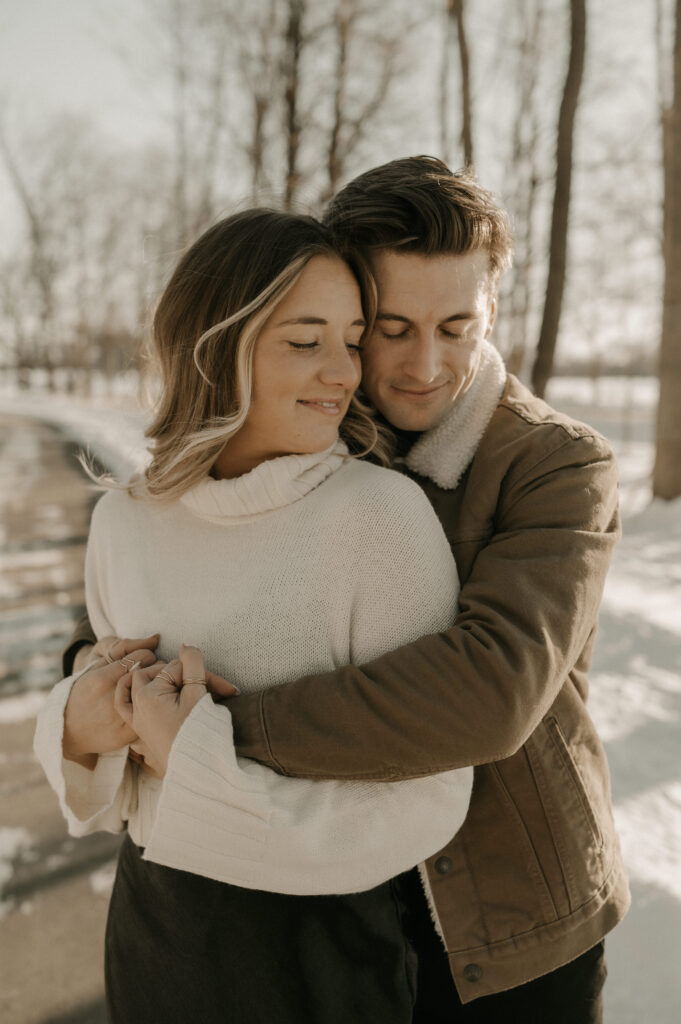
left=0, top=412, right=119, bottom=1024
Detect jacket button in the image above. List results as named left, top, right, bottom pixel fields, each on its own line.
left=463, top=963, right=483, bottom=983
left=434, top=856, right=452, bottom=874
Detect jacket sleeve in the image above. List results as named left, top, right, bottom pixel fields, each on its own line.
left=228, top=432, right=620, bottom=780
left=143, top=697, right=472, bottom=895
left=62, top=612, right=97, bottom=676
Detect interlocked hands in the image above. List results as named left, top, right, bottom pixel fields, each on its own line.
left=62, top=635, right=237, bottom=775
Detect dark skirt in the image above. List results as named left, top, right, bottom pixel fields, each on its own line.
left=105, top=834, right=417, bottom=1024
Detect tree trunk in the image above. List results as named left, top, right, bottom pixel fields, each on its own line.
left=283, top=0, right=305, bottom=210
left=653, top=0, right=681, bottom=499
left=453, top=0, right=473, bottom=167
left=530, top=0, right=586, bottom=398
left=327, top=1, right=350, bottom=197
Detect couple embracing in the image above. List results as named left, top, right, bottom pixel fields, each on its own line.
left=36, top=155, right=629, bottom=1023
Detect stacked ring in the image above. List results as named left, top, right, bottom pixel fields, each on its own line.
left=157, top=669, right=178, bottom=686
left=182, top=677, right=207, bottom=687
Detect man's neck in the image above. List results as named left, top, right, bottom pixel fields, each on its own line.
left=392, top=428, right=421, bottom=459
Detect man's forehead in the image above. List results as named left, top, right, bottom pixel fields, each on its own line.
left=372, top=249, right=494, bottom=315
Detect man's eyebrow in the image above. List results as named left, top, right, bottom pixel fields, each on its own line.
left=376, top=311, right=476, bottom=323
left=276, top=316, right=366, bottom=326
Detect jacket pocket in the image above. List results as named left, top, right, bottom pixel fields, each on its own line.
left=545, top=717, right=603, bottom=851
left=525, top=716, right=606, bottom=914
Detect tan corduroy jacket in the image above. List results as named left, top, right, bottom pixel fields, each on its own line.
left=66, top=375, right=630, bottom=1003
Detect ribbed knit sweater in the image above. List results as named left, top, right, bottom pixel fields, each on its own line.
left=34, top=442, right=473, bottom=895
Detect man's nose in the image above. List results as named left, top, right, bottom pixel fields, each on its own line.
left=401, top=336, right=441, bottom=383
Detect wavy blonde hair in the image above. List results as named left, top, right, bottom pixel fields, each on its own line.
left=125, top=209, right=392, bottom=502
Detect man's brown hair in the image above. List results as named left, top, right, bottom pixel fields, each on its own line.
left=323, top=155, right=513, bottom=285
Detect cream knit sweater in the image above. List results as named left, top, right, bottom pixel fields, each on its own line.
left=35, top=442, right=473, bottom=895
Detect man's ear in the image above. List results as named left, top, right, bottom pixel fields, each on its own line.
left=484, top=294, right=497, bottom=338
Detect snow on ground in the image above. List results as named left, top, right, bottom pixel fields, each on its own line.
left=1, top=375, right=679, bottom=1021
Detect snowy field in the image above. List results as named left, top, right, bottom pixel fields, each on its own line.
left=1, top=375, right=679, bottom=1022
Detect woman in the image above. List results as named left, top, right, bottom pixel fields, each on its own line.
left=35, top=210, right=471, bottom=1023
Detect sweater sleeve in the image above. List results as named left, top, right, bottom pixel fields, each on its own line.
left=33, top=498, right=135, bottom=837
left=33, top=673, right=134, bottom=837
left=142, top=476, right=473, bottom=894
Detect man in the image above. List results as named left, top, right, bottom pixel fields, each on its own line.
left=64, top=156, right=629, bottom=1021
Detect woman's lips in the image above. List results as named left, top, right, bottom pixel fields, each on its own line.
left=297, top=399, right=345, bottom=416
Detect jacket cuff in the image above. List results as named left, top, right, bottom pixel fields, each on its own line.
left=62, top=612, right=97, bottom=676
left=227, top=692, right=280, bottom=771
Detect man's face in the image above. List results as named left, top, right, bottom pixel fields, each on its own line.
left=361, top=250, right=496, bottom=432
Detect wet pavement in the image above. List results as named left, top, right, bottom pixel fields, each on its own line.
left=0, top=412, right=120, bottom=1024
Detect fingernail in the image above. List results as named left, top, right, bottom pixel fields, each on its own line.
left=130, top=661, right=142, bottom=672
left=231, top=686, right=241, bottom=695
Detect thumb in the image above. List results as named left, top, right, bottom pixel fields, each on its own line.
left=204, top=670, right=240, bottom=698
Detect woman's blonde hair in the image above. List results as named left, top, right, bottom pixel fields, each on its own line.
left=128, top=209, right=392, bottom=501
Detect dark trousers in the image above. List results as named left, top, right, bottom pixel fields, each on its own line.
left=396, top=867, right=607, bottom=1024
left=105, top=836, right=417, bottom=1024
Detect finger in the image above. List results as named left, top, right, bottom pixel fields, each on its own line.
left=204, top=670, right=240, bottom=698
left=100, top=648, right=157, bottom=682
left=146, top=659, right=181, bottom=690
left=130, top=665, right=155, bottom=698
left=114, top=672, right=135, bottom=726
left=106, top=635, right=160, bottom=663
left=118, top=634, right=161, bottom=655
left=179, top=644, right=206, bottom=690
left=91, top=635, right=118, bottom=659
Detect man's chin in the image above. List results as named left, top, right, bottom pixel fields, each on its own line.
left=378, top=403, right=452, bottom=434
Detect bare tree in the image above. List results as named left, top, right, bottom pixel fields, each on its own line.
left=283, top=0, right=306, bottom=209
left=323, top=0, right=403, bottom=201
left=503, top=0, right=545, bottom=377
left=235, top=0, right=282, bottom=200
left=531, top=0, right=586, bottom=398
left=653, top=0, right=681, bottom=498
left=440, top=0, right=473, bottom=167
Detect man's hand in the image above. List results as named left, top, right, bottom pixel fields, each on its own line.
left=115, top=645, right=237, bottom=777
left=62, top=636, right=160, bottom=769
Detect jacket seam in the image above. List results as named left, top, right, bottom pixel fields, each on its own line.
left=258, top=692, right=288, bottom=776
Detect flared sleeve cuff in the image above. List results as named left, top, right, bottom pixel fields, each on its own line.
left=33, top=674, right=131, bottom=836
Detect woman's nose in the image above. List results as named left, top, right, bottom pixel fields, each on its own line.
left=319, top=343, right=361, bottom=388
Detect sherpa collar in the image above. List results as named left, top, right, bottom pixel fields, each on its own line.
left=404, top=342, right=507, bottom=490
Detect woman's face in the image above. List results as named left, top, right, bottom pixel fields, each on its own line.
left=215, top=255, right=364, bottom=479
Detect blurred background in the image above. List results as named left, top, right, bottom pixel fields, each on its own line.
left=0, top=1, right=679, bottom=1021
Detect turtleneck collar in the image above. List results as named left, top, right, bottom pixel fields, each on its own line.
left=180, top=440, right=349, bottom=524
left=404, top=342, right=507, bottom=490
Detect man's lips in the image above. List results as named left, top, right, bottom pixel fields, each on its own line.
left=390, top=383, right=449, bottom=399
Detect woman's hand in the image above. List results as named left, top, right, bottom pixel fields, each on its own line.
left=115, top=645, right=237, bottom=777
left=63, top=635, right=160, bottom=769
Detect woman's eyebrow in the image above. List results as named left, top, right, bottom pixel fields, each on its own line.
left=276, top=316, right=366, bottom=326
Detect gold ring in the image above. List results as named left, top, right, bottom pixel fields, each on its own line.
left=104, top=641, right=119, bottom=664
left=119, top=655, right=136, bottom=671
left=157, top=668, right=178, bottom=686
left=181, top=677, right=206, bottom=687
